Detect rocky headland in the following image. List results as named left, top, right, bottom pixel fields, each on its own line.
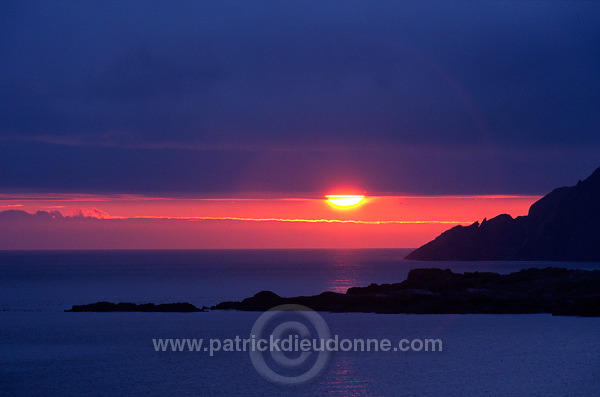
left=405, top=167, right=600, bottom=261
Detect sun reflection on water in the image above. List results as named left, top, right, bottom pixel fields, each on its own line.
left=326, top=356, right=376, bottom=396
left=324, top=250, right=362, bottom=294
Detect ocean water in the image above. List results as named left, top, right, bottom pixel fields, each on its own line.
left=1, top=249, right=599, bottom=396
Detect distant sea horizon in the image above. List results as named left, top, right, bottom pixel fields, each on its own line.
left=0, top=247, right=418, bottom=251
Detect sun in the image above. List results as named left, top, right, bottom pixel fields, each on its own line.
left=326, top=195, right=365, bottom=208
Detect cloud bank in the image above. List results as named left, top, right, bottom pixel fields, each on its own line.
left=1, top=1, right=598, bottom=195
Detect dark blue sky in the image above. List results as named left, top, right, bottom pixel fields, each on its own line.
left=1, top=1, right=598, bottom=195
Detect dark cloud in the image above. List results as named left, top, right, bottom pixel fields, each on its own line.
left=1, top=140, right=597, bottom=196
left=1, top=1, right=598, bottom=194
left=0, top=209, right=63, bottom=220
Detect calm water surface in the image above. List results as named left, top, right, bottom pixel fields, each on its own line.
left=1, top=250, right=599, bottom=396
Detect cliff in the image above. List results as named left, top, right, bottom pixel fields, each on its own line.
left=405, top=167, right=600, bottom=261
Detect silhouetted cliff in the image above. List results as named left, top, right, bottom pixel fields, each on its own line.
left=405, top=167, right=600, bottom=261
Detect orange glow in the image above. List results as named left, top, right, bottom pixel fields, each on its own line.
left=0, top=192, right=541, bottom=249
left=326, top=195, right=365, bottom=208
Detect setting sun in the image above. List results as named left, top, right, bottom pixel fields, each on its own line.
left=326, top=195, right=365, bottom=208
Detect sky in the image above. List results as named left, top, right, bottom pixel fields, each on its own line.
left=1, top=1, right=598, bottom=249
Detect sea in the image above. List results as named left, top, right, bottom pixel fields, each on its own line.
left=1, top=249, right=599, bottom=396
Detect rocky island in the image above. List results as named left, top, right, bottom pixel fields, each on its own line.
left=66, top=301, right=205, bottom=312
left=213, top=267, right=600, bottom=316
left=406, top=167, right=600, bottom=261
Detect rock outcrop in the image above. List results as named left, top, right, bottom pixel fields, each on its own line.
left=405, top=167, right=600, bottom=261
left=212, top=267, right=600, bottom=316
left=66, top=301, right=205, bottom=312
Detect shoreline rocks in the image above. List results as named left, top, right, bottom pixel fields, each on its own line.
left=212, top=267, right=600, bottom=317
